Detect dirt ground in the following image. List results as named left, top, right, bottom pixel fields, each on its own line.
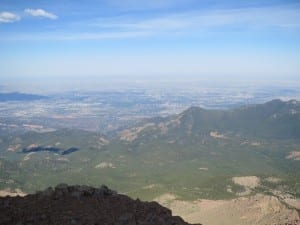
left=286, top=151, right=300, bottom=160
left=155, top=193, right=300, bottom=225
left=0, top=188, right=27, bottom=197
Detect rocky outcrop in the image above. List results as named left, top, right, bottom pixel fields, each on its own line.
left=0, top=184, right=201, bottom=225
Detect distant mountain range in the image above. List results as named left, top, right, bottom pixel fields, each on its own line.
left=0, top=92, right=47, bottom=101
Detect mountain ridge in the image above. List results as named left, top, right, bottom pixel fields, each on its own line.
left=118, top=99, right=300, bottom=143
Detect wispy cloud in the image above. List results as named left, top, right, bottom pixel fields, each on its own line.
left=24, top=9, right=58, bottom=20
left=89, top=6, right=300, bottom=32
left=105, top=0, right=197, bottom=10
left=0, top=31, right=150, bottom=41
left=0, top=12, right=21, bottom=23
left=2, top=5, right=300, bottom=41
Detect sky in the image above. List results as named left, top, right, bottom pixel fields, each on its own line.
left=0, top=0, right=300, bottom=85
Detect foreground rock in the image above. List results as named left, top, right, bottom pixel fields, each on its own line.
left=0, top=184, right=201, bottom=225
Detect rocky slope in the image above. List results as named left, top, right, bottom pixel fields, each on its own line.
left=0, top=184, right=201, bottom=225
left=155, top=193, right=300, bottom=225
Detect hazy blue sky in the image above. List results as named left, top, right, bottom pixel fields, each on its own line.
left=1, top=0, right=300, bottom=82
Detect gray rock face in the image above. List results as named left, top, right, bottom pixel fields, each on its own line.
left=0, top=184, right=201, bottom=225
